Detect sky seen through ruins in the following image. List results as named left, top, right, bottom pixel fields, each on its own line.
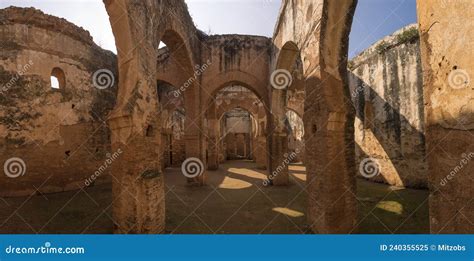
left=0, top=0, right=417, bottom=59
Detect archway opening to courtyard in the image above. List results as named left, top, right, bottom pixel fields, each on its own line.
left=160, top=81, right=309, bottom=233
left=205, top=85, right=269, bottom=171
left=157, top=80, right=186, bottom=170
left=2, top=0, right=467, bottom=235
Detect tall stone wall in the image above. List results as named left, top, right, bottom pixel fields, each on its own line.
left=348, top=24, right=427, bottom=188
left=417, top=0, right=474, bottom=233
left=0, top=7, right=117, bottom=196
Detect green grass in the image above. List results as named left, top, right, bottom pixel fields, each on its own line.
left=356, top=178, right=429, bottom=234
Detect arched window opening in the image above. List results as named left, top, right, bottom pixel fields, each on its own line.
left=50, top=67, right=65, bottom=90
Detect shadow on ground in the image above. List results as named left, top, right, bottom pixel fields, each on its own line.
left=0, top=160, right=429, bottom=234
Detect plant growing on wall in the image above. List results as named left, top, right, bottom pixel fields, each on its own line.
left=375, top=41, right=390, bottom=54
left=396, top=27, right=419, bottom=44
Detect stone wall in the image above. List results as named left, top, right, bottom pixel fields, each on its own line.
left=157, top=81, right=186, bottom=169
left=348, top=24, right=427, bottom=188
left=0, top=7, right=117, bottom=196
left=417, top=0, right=474, bottom=233
left=222, top=108, right=253, bottom=160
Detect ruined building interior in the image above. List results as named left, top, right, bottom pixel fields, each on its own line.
left=0, top=0, right=472, bottom=234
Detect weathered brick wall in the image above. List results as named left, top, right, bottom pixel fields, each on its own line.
left=0, top=7, right=117, bottom=196
left=224, top=133, right=252, bottom=160
left=348, top=24, right=427, bottom=188
left=171, top=139, right=186, bottom=167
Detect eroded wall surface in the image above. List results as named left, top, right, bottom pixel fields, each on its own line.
left=349, top=25, right=427, bottom=188
left=272, top=0, right=358, bottom=233
left=417, top=0, right=474, bottom=233
left=0, top=7, right=117, bottom=196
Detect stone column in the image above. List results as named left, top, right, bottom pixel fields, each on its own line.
left=184, top=132, right=205, bottom=185
left=269, top=89, right=289, bottom=185
left=104, top=0, right=165, bottom=234
left=255, top=136, right=267, bottom=169
left=109, top=115, right=165, bottom=234
left=417, top=0, right=474, bottom=233
left=184, top=83, right=205, bottom=185
left=304, top=74, right=357, bottom=234
left=269, top=132, right=289, bottom=185
left=206, top=102, right=219, bottom=170
left=207, top=118, right=220, bottom=170
left=255, top=103, right=268, bottom=169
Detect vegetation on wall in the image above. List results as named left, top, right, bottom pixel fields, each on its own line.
left=375, top=41, right=390, bottom=54
left=396, top=27, right=419, bottom=44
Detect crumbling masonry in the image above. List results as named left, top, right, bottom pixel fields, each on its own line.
left=0, top=0, right=472, bottom=234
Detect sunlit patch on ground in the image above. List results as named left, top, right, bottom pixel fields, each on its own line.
left=273, top=207, right=304, bottom=217
left=0, top=160, right=429, bottom=234
left=376, top=201, right=403, bottom=215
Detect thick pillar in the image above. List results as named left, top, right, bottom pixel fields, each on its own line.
left=104, top=0, right=166, bottom=234
left=269, top=132, right=289, bottom=185
left=255, top=136, right=267, bottom=169
left=418, top=0, right=474, bottom=233
left=109, top=116, right=164, bottom=234
left=304, top=74, right=357, bottom=234
left=207, top=118, right=220, bottom=170
left=184, top=85, right=205, bottom=185
left=207, top=103, right=219, bottom=170
left=269, top=88, right=289, bottom=186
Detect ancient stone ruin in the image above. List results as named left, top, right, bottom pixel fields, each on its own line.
left=349, top=24, right=427, bottom=188
left=0, top=0, right=472, bottom=234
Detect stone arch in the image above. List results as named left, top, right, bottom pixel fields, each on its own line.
left=102, top=0, right=473, bottom=235
left=218, top=102, right=259, bottom=121
left=154, top=13, right=204, bottom=175
left=103, top=0, right=202, bottom=233
left=276, top=41, right=300, bottom=70
left=314, top=0, right=474, bottom=234
left=162, top=108, right=186, bottom=168
left=155, top=29, right=203, bottom=180
left=271, top=0, right=358, bottom=233
left=267, top=40, right=305, bottom=186
left=204, top=72, right=270, bottom=109
left=206, top=84, right=270, bottom=170
left=217, top=102, right=264, bottom=140
left=156, top=29, right=197, bottom=110
left=158, top=30, right=195, bottom=72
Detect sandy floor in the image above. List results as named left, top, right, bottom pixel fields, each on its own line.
left=0, top=160, right=429, bottom=234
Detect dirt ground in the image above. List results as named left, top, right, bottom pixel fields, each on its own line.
left=0, top=160, right=429, bottom=234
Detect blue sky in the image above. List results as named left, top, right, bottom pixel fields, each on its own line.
left=349, top=0, right=418, bottom=58
left=0, top=0, right=417, bottom=58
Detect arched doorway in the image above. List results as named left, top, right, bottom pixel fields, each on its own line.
left=103, top=0, right=199, bottom=233
left=271, top=1, right=358, bottom=233
left=206, top=85, right=270, bottom=172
